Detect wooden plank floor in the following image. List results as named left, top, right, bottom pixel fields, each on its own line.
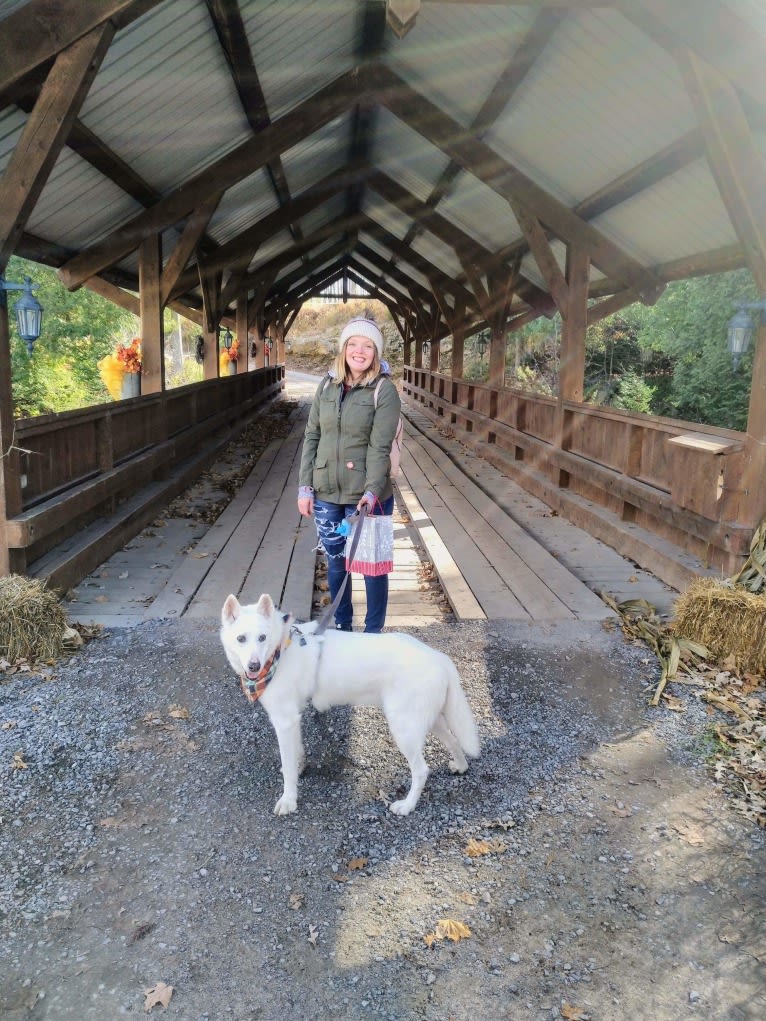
left=65, top=375, right=674, bottom=628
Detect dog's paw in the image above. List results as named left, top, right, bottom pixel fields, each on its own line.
left=389, top=799, right=414, bottom=816
left=273, top=794, right=298, bottom=816
left=448, top=757, right=468, bottom=774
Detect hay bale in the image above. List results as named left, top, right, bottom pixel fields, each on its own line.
left=0, top=574, right=68, bottom=664
left=674, top=577, right=766, bottom=675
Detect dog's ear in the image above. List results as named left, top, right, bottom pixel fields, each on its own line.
left=282, top=612, right=291, bottom=624
left=222, top=594, right=240, bottom=624
left=255, top=593, right=274, bottom=618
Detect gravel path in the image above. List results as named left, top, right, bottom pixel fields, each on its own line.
left=1, top=615, right=764, bottom=1020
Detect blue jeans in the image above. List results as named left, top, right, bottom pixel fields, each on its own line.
left=314, top=496, right=394, bottom=633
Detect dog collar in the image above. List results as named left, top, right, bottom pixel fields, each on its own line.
left=240, top=637, right=291, bottom=704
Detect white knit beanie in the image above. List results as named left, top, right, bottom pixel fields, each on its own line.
left=339, top=318, right=383, bottom=359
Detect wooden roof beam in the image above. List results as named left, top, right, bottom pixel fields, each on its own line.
left=622, top=0, right=766, bottom=117
left=369, top=62, right=663, bottom=303
left=0, top=0, right=162, bottom=95
left=347, top=256, right=420, bottom=316
left=367, top=168, right=553, bottom=315
left=355, top=241, right=431, bottom=306
left=168, top=164, right=364, bottom=300
left=403, top=5, right=564, bottom=246
left=204, top=0, right=303, bottom=244
left=0, top=23, right=114, bottom=273
left=58, top=65, right=373, bottom=290
left=358, top=212, right=479, bottom=313
left=677, top=48, right=766, bottom=294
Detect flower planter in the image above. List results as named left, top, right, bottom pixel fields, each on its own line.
left=121, top=371, right=141, bottom=399
left=227, top=361, right=237, bottom=375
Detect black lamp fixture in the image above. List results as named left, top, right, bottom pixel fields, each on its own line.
left=727, top=299, right=766, bottom=371
left=222, top=327, right=233, bottom=351
left=0, top=273, right=44, bottom=355
left=422, top=339, right=430, bottom=358
left=476, top=333, right=488, bottom=360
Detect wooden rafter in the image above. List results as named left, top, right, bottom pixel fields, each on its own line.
left=677, top=47, right=766, bottom=294
left=0, top=24, right=114, bottom=272
left=204, top=0, right=303, bottom=243
left=367, top=168, right=552, bottom=316
left=355, top=241, right=429, bottom=306
left=344, top=0, right=386, bottom=222
left=358, top=214, right=480, bottom=313
left=167, top=166, right=360, bottom=300
left=508, top=197, right=568, bottom=314
left=621, top=0, right=766, bottom=116
left=160, top=193, right=222, bottom=307
left=0, top=0, right=162, bottom=95
left=370, top=62, right=662, bottom=302
left=57, top=66, right=373, bottom=291
left=348, top=256, right=419, bottom=317
left=403, top=6, right=564, bottom=245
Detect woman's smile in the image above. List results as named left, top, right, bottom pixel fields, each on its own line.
left=345, top=337, right=376, bottom=380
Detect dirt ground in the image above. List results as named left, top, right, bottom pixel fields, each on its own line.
left=1, top=611, right=764, bottom=1021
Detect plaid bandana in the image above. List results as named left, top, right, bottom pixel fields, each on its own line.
left=239, top=637, right=290, bottom=703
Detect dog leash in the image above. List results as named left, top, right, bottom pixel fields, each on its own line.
left=314, top=503, right=368, bottom=636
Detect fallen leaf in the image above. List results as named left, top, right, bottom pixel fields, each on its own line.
left=12, top=752, right=28, bottom=769
left=561, top=1004, right=590, bottom=1020
left=433, top=918, right=471, bottom=943
left=119, top=571, right=129, bottom=579
left=191, top=551, right=210, bottom=559
left=2, top=720, right=16, bottom=730
left=347, top=857, right=368, bottom=871
left=143, top=981, right=173, bottom=1012
left=308, top=924, right=319, bottom=947
left=465, top=838, right=491, bottom=857
left=289, top=893, right=304, bottom=910
left=168, top=704, right=190, bottom=720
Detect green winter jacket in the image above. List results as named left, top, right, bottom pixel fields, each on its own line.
left=299, top=372, right=401, bottom=504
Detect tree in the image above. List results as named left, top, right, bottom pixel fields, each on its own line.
left=620, top=269, right=757, bottom=430
left=7, top=255, right=138, bottom=417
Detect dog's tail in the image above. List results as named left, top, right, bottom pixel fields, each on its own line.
left=444, top=661, right=481, bottom=758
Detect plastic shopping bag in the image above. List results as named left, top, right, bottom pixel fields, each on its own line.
left=345, top=512, right=394, bottom=576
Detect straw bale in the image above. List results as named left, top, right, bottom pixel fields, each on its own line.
left=673, top=577, right=766, bottom=675
left=0, top=574, right=68, bottom=664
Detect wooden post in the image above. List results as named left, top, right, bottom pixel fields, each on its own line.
left=139, top=234, right=164, bottom=394
left=739, top=317, right=766, bottom=526
left=236, top=292, right=248, bottom=373
left=487, top=324, right=506, bottom=388
left=559, top=243, right=590, bottom=403
left=0, top=299, right=24, bottom=576
left=451, top=301, right=466, bottom=380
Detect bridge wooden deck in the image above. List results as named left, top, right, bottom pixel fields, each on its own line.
left=63, top=377, right=680, bottom=630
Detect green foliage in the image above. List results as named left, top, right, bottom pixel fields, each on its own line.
left=8, top=255, right=137, bottom=417
left=586, top=269, right=756, bottom=430
left=506, top=364, right=554, bottom=396
left=611, top=370, right=655, bottom=414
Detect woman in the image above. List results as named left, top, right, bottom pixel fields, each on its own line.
left=297, top=318, right=402, bottom=633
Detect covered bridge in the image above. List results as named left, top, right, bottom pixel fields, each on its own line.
left=1, top=0, right=765, bottom=594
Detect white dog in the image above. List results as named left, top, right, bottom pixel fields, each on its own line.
left=220, top=593, right=480, bottom=817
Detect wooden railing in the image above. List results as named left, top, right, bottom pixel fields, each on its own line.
left=405, top=367, right=750, bottom=585
left=3, top=367, right=284, bottom=590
